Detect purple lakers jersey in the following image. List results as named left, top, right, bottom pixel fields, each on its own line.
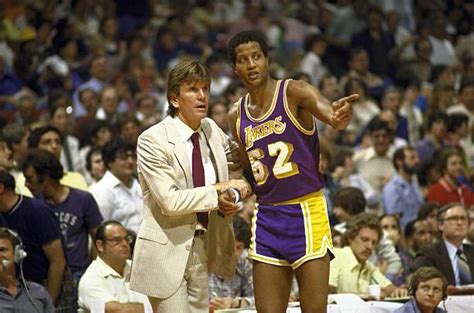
left=237, top=79, right=324, bottom=204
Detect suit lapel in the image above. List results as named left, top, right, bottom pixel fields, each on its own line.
left=463, top=244, right=474, bottom=282
left=202, top=120, right=225, bottom=182
left=164, top=118, right=193, bottom=187
left=440, top=242, right=456, bottom=285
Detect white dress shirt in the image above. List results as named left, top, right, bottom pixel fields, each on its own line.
left=89, top=171, right=143, bottom=233
left=173, top=116, right=217, bottom=186
left=444, top=240, right=462, bottom=286
left=78, top=257, right=151, bottom=312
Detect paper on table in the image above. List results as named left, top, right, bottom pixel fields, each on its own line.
left=328, top=294, right=370, bottom=313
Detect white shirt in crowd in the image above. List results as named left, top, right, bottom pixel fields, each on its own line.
left=89, top=171, right=143, bottom=233
left=78, top=257, right=151, bottom=312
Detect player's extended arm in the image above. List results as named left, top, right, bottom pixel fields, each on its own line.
left=287, top=80, right=358, bottom=130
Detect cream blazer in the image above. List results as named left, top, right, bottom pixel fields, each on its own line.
left=129, top=116, right=237, bottom=299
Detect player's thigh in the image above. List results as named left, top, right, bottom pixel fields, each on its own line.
left=294, top=254, right=330, bottom=313
left=253, top=261, right=293, bottom=313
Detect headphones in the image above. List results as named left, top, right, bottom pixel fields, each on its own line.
left=0, top=227, right=27, bottom=264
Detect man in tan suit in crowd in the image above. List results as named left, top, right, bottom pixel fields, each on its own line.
left=129, top=59, right=250, bottom=313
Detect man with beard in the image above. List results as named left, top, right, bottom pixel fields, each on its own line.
left=382, top=146, right=424, bottom=230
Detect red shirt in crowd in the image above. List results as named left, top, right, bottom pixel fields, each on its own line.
left=426, top=177, right=474, bottom=207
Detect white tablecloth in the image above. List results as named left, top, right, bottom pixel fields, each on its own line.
left=215, top=295, right=474, bottom=313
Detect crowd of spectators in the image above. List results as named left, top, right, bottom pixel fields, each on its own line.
left=0, top=0, right=473, bottom=311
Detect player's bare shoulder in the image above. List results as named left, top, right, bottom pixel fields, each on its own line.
left=227, top=99, right=242, bottom=137
left=286, top=79, right=319, bottom=107
left=228, top=100, right=240, bottom=124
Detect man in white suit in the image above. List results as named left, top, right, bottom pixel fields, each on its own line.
left=129, top=59, right=250, bottom=313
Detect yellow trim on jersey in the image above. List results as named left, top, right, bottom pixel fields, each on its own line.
left=268, top=190, right=323, bottom=206
left=248, top=252, right=291, bottom=266
left=244, top=80, right=281, bottom=122
left=292, top=194, right=333, bottom=269
left=291, top=236, right=334, bottom=270
left=249, top=203, right=259, bottom=256
left=303, top=201, right=312, bottom=254
left=283, top=79, right=315, bottom=136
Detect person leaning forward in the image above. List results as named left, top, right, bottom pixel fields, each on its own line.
left=129, top=59, right=251, bottom=313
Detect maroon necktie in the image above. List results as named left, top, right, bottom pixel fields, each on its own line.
left=190, top=132, right=208, bottom=229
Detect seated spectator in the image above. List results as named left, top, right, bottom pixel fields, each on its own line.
left=415, top=112, right=448, bottom=187
left=445, top=113, right=470, bottom=154
left=0, top=55, right=30, bottom=117
left=134, top=93, right=162, bottom=130
left=209, top=216, right=253, bottom=310
left=413, top=203, right=474, bottom=286
left=380, top=87, right=409, bottom=142
left=208, top=99, right=230, bottom=136
left=343, top=78, right=380, bottom=144
left=397, top=37, right=433, bottom=84
left=377, top=109, right=408, bottom=149
left=394, top=267, right=447, bottom=313
left=426, top=148, right=474, bottom=207
left=331, top=187, right=367, bottom=226
left=15, top=93, right=41, bottom=128
left=89, top=138, right=143, bottom=233
left=0, top=170, right=68, bottom=308
left=78, top=220, right=149, bottom=312
left=353, top=118, right=395, bottom=209
left=380, top=215, right=402, bottom=249
left=207, top=53, right=231, bottom=97
left=299, top=34, right=328, bottom=86
left=95, top=85, right=122, bottom=126
left=394, top=219, right=434, bottom=286
left=417, top=203, right=442, bottom=241
left=0, top=141, right=14, bottom=172
left=1, top=123, right=29, bottom=178
left=339, top=48, right=385, bottom=100
left=399, top=78, right=423, bottom=145
left=382, top=146, right=424, bottom=230
left=329, top=213, right=407, bottom=298
left=330, top=149, right=378, bottom=207
left=319, top=139, right=341, bottom=214
left=430, top=82, right=456, bottom=113
left=48, top=90, right=81, bottom=172
left=22, top=149, right=103, bottom=282
left=17, top=125, right=89, bottom=196
left=0, top=227, right=54, bottom=313
left=319, top=74, right=341, bottom=103
left=74, top=88, right=99, bottom=143
left=85, top=146, right=106, bottom=186
left=118, top=113, right=142, bottom=146
left=447, top=78, right=474, bottom=167
left=428, top=12, right=457, bottom=67
left=77, top=119, right=113, bottom=178
left=351, top=6, right=394, bottom=79
left=72, top=56, right=108, bottom=118
left=331, top=187, right=401, bottom=280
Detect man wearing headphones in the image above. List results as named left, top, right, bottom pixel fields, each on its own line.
left=413, top=203, right=474, bottom=286
left=394, top=267, right=447, bottom=313
left=0, top=227, right=55, bottom=312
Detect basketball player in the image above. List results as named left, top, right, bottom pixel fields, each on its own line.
left=227, top=30, right=358, bottom=313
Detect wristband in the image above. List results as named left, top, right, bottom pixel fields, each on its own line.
left=227, top=188, right=240, bottom=203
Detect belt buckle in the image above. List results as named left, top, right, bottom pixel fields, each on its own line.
left=194, top=229, right=205, bottom=237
